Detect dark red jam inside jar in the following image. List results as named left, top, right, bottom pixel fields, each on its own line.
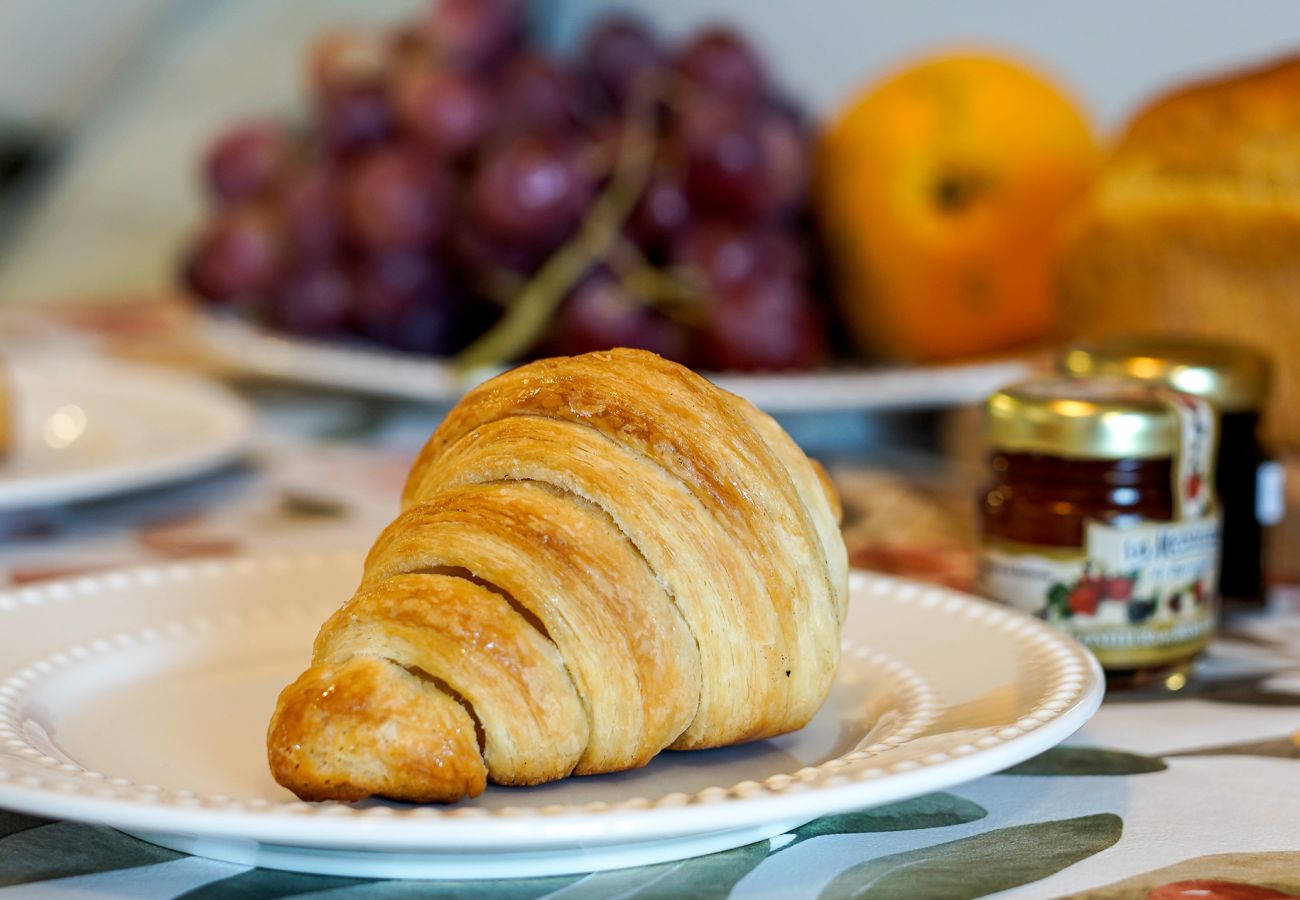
left=981, top=454, right=1175, bottom=548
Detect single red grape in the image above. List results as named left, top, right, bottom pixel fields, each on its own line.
left=353, top=251, right=445, bottom=347
left=756, top=102, right=810, bottom=222
left=276, top=163, right=342, bottom=259
left=399, top=294, right=479, bottom=355
left=675, top=27, right=767, bottom=109
left=392, top=61, right=494, bottom=159
left=628, top=170, right=691, bottom=253
left=496, top=53, right=580, bottom=138
left=343, top=147, right=451, bottom=250
left=316, top=81, right=393, bottom=157
left=355, top=251, right=444, bottom=315
left=204, top=120, right=292, bottom=203
left=548, top=272, right=693, bottom=364
left=677, top=98, right=767, bottom=219
left=583, top=14, right=663, bottom=107
left=423, top=0, right=524, bottom=74
left=184, top=207, right=283, bottom=302
left=672, top=223, right=807, bottom=291
left=270, top=264, right=354, bottom=336
left=357, top=252, right=497, bottom=353
left=449, top=223, right=550, bottom=280
left=468, top=137, right=592, bottom=247
left=699, top=277, right=826, bottom=371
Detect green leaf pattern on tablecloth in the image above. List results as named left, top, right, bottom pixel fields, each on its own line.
left=1167, top=735, right=1300, bottom=760
left=204, top=871, right=582, bottom=899
left=156, top=794, right=988, bottom=900
left=9, top=728, right=1296, bottom=897
left=1178, top=674, right=1300, bottom=707
left=0, top=809, right=51, bottom=839
left=791, top=792, right=989, bottom=836
left=542, top=841, right=771, bottom=900
left=548, top=793, right=990, bottom=900
left=0, top=817, right=183, bottom=887
left=819, top=814, right=1124, bottom=900
left=1001, top=746, right=1168, bottom=776
left=176, top=869, right=371, bottom=899
left=329, top=879, right=584, bottom=899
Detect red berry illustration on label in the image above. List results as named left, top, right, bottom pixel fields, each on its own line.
left=1186, top=470, right=1202, bottom=500
left=1103, top=576, right=1135, bottom=601
left=1068, top=582, right=1102, bottom=616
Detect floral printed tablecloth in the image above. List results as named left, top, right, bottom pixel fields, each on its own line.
left=0, top=367, right=1298, bottom=899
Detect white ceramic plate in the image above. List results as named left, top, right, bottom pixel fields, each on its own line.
left=0, top=556, right=1102, bottom=879
left=198, top=315, right=1033, bottom=413
left=0, top=356, right=253, bottom=510
left=0, top=553, right=1102, bottom=879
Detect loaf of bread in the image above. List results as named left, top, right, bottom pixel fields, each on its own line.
left=0, top=361, right=10, bottom=458
left=267, top=349, right=848, bottom=803
left=1059, top=56, right=1300, bottom=446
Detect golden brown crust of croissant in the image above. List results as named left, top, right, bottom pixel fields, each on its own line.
left=268, top=349, right=847, bottom=802
left=268, top=655, right=486, bottom=803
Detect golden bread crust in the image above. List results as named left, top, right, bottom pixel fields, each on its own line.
left=1059, top=56, right=1300, bottom=446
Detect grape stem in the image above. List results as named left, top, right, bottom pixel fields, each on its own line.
left=608, top=236, right=705, bottom=326
left=453, top=90, right=659, bottom=373
left=474, top=265, right=527, bottom=309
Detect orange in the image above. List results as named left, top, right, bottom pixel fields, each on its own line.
left=816, top=52, right=1099, bottom=361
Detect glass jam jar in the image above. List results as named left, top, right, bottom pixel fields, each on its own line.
left=977, top=376, right=1221, bottom=692
left=1062, top=336, right=1275, bottom=611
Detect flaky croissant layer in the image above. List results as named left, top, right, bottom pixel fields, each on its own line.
left=268, top=349, right=848, bottom=803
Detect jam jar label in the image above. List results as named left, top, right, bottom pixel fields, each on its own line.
left=978, top=516, right=1221, bottom=667
left=1171, top=392, right=1216, bottom=520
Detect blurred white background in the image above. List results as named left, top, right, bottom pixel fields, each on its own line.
left=0, top=0, right=1297, bottom=304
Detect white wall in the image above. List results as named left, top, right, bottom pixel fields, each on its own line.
left=0, top=0, right=426, bottom=304
left=551, top=0, right=1300, bottom=130
left=0, top=0, right=169, bottom=129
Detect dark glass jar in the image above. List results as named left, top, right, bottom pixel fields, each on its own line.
left=977, top=377, right=1221, bottom=692
left=1062, top=336, right=1274, bottom=610
left=1217, top=410, right=1270, bottom=604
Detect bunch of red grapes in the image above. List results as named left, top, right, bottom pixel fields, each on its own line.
left=184, top=0, right=830, bottom=371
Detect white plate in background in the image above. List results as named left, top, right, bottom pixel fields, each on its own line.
left=0, top=554, right=1102, bottom=879
left=0, top=355, right=253, bottom=510
left=198, top=315, right=1033, bottom=413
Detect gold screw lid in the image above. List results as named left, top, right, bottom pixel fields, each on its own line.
left=1061, top=334, right=1271, bottom=412
left=986, top=376, right=1181, bottom=459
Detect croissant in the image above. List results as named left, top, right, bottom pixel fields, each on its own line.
left=267, top=349, right=848, bottom=803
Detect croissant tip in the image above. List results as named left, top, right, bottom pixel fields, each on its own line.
left=268, top=657, right=488, bottom=804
